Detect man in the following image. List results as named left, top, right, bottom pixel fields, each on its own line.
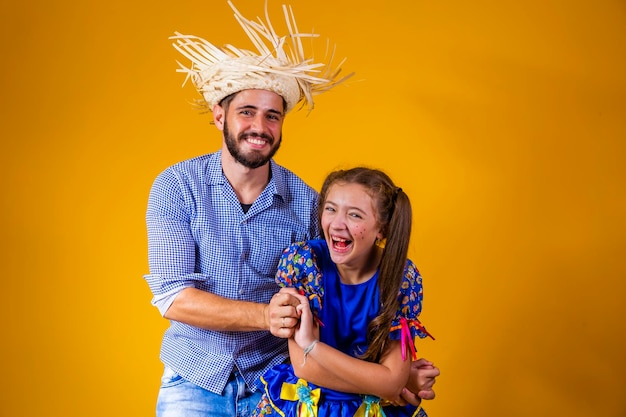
left=144, top=3, right=439, bottom=416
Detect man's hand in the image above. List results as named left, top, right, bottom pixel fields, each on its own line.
left=398, top=358, right=440, bottom=406
left=267, top=287, right=301, bottom=338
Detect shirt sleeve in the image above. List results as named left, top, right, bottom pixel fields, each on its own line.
left=143, top=168, right=204, bottom=316
left=389, top=260, right=435, bottom=354
left=275, top=241, right=324, bottom=315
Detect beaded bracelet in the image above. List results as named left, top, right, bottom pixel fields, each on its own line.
left=302, top=340, right=319, bottom=365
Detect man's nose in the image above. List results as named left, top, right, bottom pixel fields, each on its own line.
left=250, top=114, right=267, bottom=132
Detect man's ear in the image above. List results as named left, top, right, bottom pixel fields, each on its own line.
left=213, top=104, right=225, bottom=130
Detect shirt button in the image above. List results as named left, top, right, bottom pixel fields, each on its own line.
left=241, top=252, right=247, bottom=261
left=239, top=289, right=245, bottom=295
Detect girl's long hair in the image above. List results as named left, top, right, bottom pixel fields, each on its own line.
left=318, top=167, right=412, bottom=362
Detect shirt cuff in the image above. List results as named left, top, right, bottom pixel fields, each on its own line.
left=152, top=289, right=181, bottom=316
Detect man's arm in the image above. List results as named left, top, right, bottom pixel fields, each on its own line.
left=146, top=168, right=303, bottom=334
left=163, top=288, right=301, bottom=333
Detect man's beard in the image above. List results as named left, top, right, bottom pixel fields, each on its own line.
left=223, top=120, right=282, bottom=169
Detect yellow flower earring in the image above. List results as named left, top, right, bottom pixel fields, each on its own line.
left=375, top=237, right=387, bottom=249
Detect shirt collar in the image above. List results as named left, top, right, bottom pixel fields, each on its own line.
left=204, top=150, right=287, bottom=202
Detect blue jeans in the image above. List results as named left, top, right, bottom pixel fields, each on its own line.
left=156, top=367, right=263, bottom=417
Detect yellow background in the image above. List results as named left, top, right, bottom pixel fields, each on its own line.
left=1, top=0, right=625, bottom=416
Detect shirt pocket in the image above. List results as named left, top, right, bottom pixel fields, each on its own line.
left=247, top=225, right=302, bottom=278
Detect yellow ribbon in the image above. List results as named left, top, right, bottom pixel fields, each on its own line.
left=280, top=379, right=320, bottom=417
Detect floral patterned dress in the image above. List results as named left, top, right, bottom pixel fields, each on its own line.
left=254, top=239, right=433, bottom=417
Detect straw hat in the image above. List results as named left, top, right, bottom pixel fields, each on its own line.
left=171, top=1, right=352, bottom=113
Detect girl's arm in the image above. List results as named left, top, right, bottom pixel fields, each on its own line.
left=290, top=295, right=411, bottom=402
left=288, top=338, right=362, bottom=393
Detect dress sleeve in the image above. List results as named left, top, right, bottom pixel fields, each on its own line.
left=275, top=241, right=324, bottom=315
left=389, top=259, right=435, bottom=360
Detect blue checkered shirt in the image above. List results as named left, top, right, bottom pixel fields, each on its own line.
left=144, top=151, right=320, bottom=394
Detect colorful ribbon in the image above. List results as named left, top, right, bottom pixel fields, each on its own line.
left=409, top=318, right=435, bottom=341
left=280, top=379, right=320, bottom=417
left=400, top=317, right=418, bottom=361
left=354, top=395, right=388, bottom=417
left=391, top=317, right=435, bottom=360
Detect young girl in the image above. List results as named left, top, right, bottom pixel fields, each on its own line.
left=254, top=167, right=435, bottom=417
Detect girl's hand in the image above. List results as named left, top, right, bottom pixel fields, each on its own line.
left=293, top=293, right=318, bottom=349
left=397, top=358, right=440, bottom=406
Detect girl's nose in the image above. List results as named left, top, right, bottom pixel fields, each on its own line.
left=329, top=214, right=347, bottom=230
